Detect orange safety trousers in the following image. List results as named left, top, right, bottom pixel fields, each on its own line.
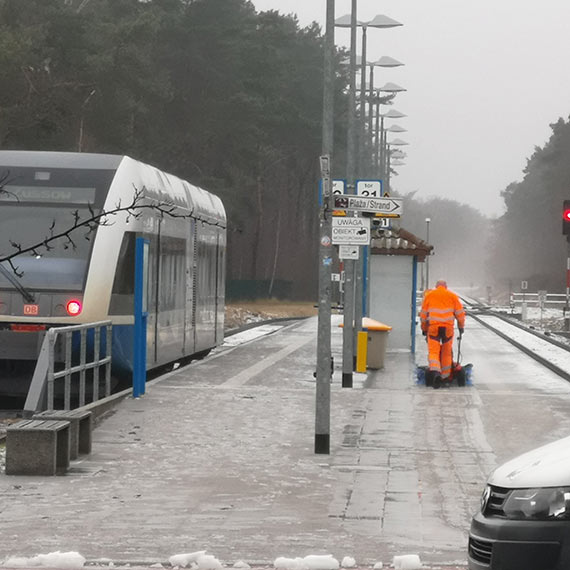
left=427, top=325, right=454, bottom=379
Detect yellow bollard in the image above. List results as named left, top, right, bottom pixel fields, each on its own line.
left=356, top=331, right=368, bottom=372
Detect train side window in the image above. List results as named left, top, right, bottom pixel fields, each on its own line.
left=109, top=232, right=136, bottom=314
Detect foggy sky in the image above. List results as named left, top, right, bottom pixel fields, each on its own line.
left=250, top=0, right=570, bottom=218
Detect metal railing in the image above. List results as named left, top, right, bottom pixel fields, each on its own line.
left=511, top=293, right=566, bottom=307
left=24, top=321, right=113, bottom=414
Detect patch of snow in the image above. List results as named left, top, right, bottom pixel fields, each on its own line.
left=196, top=555, right=223, bottom=570
left=169, top=552, right=207, bottom=568
left=391, top=554, right=421, bottom=569
left=2, top=551, right=86, bottom=569
left=274, top=555, right=339, bottom=570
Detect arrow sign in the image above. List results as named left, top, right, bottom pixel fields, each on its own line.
left=333, top=195, right=403, bottom=217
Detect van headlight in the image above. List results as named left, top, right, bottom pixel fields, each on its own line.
left=503, top=488, right=570, bottom=520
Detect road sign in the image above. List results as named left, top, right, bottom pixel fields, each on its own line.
left=356, top=179, right=382, bottom=197
left=338, top=245, right=359, bottom=260
left=332, top=217, right=370, bottom=245
left=333, top=195, right=403, bottom=217
left=332, top=179, right=346, bottom=194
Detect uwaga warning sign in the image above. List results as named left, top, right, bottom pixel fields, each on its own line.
left=332, top=217, right=370, bottom=245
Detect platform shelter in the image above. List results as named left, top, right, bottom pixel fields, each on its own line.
left=369, top=227, right=432, bottom=354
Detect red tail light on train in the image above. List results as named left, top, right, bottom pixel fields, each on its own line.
left=66, top=300, right=82, bottom=316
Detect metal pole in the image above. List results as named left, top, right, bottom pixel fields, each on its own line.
left=368, top=67, right=375, bottom=145
left=565, top=236, right=570, bottom=331
left=379, top=116, right=385, bottom=180
left=359, top=26, right=368, bottom=176
left=353, top=20, right=367, bottom=362
left=342, top=0, right=358, bottom=389
left=426, top=218, right=431, bottom=290
left=374, top=101, right=380, bottom=175
left=315, top=0, right=335, bottom=455
left=386, top=144, right=392, bottom=195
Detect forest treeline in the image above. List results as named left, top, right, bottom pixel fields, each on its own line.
left=1, top=0, right=569, bottom=299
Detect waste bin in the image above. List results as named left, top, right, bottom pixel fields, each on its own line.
left=362, top=317, right=392, bottom=369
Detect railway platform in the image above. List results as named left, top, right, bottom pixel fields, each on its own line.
left=3, top=313, right=570, bottom=569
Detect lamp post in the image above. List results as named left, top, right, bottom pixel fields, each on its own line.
left=385, top=137, right=409, bottom=194
left=368, top=56, right=404, bottom=154
left=425, top=218, right=431, bottom=290
left=373, top=108, right=407, bottom=176
left=335, top=14, right=402, bottom=176
left=314, top=0, right=335, bottom=455
left=377, top=83, right=406, bottom=181
left=335, top=8, right=402, bottom=388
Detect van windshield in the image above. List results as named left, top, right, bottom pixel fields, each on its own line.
left=0, top=166, right=115, bottom=292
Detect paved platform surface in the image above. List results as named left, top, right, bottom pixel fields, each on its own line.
left=0, top=315, right=506, bottom=569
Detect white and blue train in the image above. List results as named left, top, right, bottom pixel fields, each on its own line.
left=0, top=151, right=226, bottom=395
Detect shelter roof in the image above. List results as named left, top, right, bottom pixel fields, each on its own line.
left=370, top=226, right=433, bottom=262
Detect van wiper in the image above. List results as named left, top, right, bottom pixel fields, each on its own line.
left=0, top=263, right=36, bottom=304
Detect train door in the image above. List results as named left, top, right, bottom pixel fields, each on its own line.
left=156, top=219, right=186, bottom=365
left=215, top=229, right=226, bottom=344
left=183, top=219, right=196, bottom=356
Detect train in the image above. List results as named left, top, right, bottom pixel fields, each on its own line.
left=0, top=151, right=226, bottom=396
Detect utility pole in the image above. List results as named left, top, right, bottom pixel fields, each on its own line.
left=342, top=0, right=358, bottom=389
left=315, top=0, right=335, bottom=455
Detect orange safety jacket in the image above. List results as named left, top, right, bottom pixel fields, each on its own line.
left=420, top=285, right=465, bottom=334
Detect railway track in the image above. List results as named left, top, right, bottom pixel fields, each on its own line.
left=461, top=296, right=570, bottom=382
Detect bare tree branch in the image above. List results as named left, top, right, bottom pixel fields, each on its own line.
left=0, top=184, right=197, bottom=273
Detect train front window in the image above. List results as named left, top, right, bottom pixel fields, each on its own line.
left=0, top=166, right=115, bottom=291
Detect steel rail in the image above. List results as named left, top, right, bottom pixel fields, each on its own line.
left=461, top=299, right=570, bottom=383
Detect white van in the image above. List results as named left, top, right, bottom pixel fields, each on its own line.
left=468, top=435, right=570, bottom=570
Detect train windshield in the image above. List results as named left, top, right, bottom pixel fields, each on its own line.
left=0, top=166, right=115, bottom=292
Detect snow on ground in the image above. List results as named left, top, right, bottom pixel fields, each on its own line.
left=481, top=315, right=570, bottom=372
left=222, top=324, right=285, bottom=347
left=0, top=552, right=425, bottom=570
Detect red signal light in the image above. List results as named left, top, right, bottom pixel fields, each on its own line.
left=564, top=201, right=570, bottom=235
left=66, top=300, right=82, bottom=316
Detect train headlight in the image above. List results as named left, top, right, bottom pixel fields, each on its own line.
left=503, top=487, right=570, bottom=520
left=66, top=300, right=82, bottom=316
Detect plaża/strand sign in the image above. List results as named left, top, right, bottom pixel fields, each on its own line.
left=333, top=195, right=403, bottom=216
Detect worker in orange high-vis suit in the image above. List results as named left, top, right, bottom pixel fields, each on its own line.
left=420, top=279, right=465, bottom=389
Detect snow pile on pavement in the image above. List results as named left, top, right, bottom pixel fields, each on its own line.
left=392, top=554, right=422, bottom=569
left=0, top=550, right=427, bottom=570
left=274, top=555, right=339, bottom=570
left=2, top=551, right=85, bottom=569
left=169, top=552, right=222, bottom=569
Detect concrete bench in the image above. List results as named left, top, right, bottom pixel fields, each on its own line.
left=33, top=409, right=93, bottom=459
left=5, top=419, right=71, bottom=476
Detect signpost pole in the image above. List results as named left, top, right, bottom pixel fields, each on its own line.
left=566, top=238, right=570, bottom=332
left=314, top=0, right=335, bottom=455
left=342, top=0, right=358, bottom=390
